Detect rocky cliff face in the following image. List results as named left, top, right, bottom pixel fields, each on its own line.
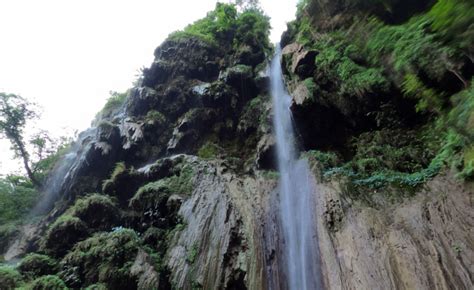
left=2, top=1, right=473, bottom=290
left=314, top=170, right=473, bottom=289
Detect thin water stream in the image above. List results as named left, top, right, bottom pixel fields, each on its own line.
left=270, top=45, right=323, bottom=290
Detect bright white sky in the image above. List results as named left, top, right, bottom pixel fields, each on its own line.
left=0, top=0, right=297, bottom=175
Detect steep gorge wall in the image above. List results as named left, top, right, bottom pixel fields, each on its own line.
left=278, top=0, right=474, bottom=288
left=2, top=2, right=473, bottom=290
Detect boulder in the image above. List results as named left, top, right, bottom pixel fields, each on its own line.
left=282, top=43, right=317, bottom=78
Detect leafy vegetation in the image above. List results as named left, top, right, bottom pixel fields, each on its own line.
left=97, top=91, right=128, bottom=120
left=168, top=3, right=271, bottom=54
left=186, top=243, right=200, bottom=264
left=0, top=93, right=40, bottom=186
left=40, top=215, right=89, bottom=258
left=65, top=194, right=120, bottom=231
left=28, top=275, right=67, bottom=290
left=288, top=0, right=474, bottom=201
left=60, top=228, right=141, bottom=288
left=0, top=265, right=24, bottom=289
left=145, top=110, right=166, bottom=126
left=18, top=253, right=59, bottom=279
left=0, top=175, right=37, bottom=224
left=197, top=142, right=220, bottom=159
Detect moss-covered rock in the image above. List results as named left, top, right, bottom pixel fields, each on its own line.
left=84, top=283, right=107, bottom=290
left=66, top=194, right=120, bottom=231
left=18, top=253, right=59, bottom=279
left=219, top=64, right=258, bottom=99
left=102, top=162, right=144, bottom=205
left=0, top=266, right=23, bottom=289
left=60, top=228, right=141, bottom=289
left=40, top=216, right=89, bottom=258
left=29, top=275, right=67, bottom=290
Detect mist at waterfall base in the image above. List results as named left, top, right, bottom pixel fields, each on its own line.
left=270, top=46, right=323, bottom=290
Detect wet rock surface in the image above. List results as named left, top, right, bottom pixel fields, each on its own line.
left=313, top=174, right=474, bottom=290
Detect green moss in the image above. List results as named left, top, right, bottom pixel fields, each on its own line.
left=101, top=162, right=140, bottom=201
left=84, top=284, right=107, bottom=290
left=145, top=110, right=166, bottom=125
left=41, top=215, right=89, bottom=258
left=28, top=275, right=67, bottom=290
left=261, top=170, right=279, bottom=180
left=65, top=194, right=120, bottom=231
left=186, top=243, right=199, bottom=264
left=131, top=163, right=194, bottom=211
left=61, top=229, right=140, bottom=288
left=0, top=266, right=23, bottom=289
left=18, top=254, right=58, bottom=279
left=197, top=142, right=220, bottom=159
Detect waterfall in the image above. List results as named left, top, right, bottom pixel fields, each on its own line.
left=3, top=127, right=98, bottom=261
left=270, top=45, right=323, bottom=290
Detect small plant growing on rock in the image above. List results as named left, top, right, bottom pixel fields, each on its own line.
left=61, top=228, right=141, bottom=289
left=452, top=244, right=463, bottom=256
left=29, top=275, right=67, bottom=290
left=40, top=215, right=89, bottom=258
left=186, top=243, right=200, bottom=264
left=197, top=142, right=220, bottom=159
left=18, top=253, right=58, bottom=279
left=0, top=266, right=23, bottom=289
left=66, top=194, right=120, bottom=231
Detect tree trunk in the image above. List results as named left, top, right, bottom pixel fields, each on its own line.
left=14, top=137, right=41, bottom=188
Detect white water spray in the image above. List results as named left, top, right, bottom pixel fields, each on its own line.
left=270, top=45, right=323, bottom=290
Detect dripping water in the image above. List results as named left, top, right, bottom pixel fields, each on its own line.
left=270, top=45, right=323, bottom=290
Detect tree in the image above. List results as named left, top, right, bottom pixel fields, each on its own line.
left=0, top=93, right=41, bottom=187
left=234, top=0, right=260, bottom=10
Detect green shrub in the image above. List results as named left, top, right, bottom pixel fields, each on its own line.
left=0, top=266, right=23, bottom=289
left=18, top=253, right=58, bottom=279
left=168, top=3, right=270, bottom=54
left=429, top=0, right=474, bottom=53
left=29, top=275, right=67, bottom=290
left=32, top=142, right=72, bottom=184
left=304, top=150, right=340, bottom=174
left=303, top=78, right=317, bottom=95
left=314, top=35, right=389, bottom=97
left=0, top=222, right=19, bottom=254
left=0, top=175, right=38, bottom=224
left=402, top=73, right=444, bottom=113
left=61, top=229, right=140, bottom=288
left=98, top=91, right=128, bottom=119
left=365, top=16, right=453, bottom=80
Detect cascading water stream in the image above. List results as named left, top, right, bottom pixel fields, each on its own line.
left=270, top=45, right=323, bottom=290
